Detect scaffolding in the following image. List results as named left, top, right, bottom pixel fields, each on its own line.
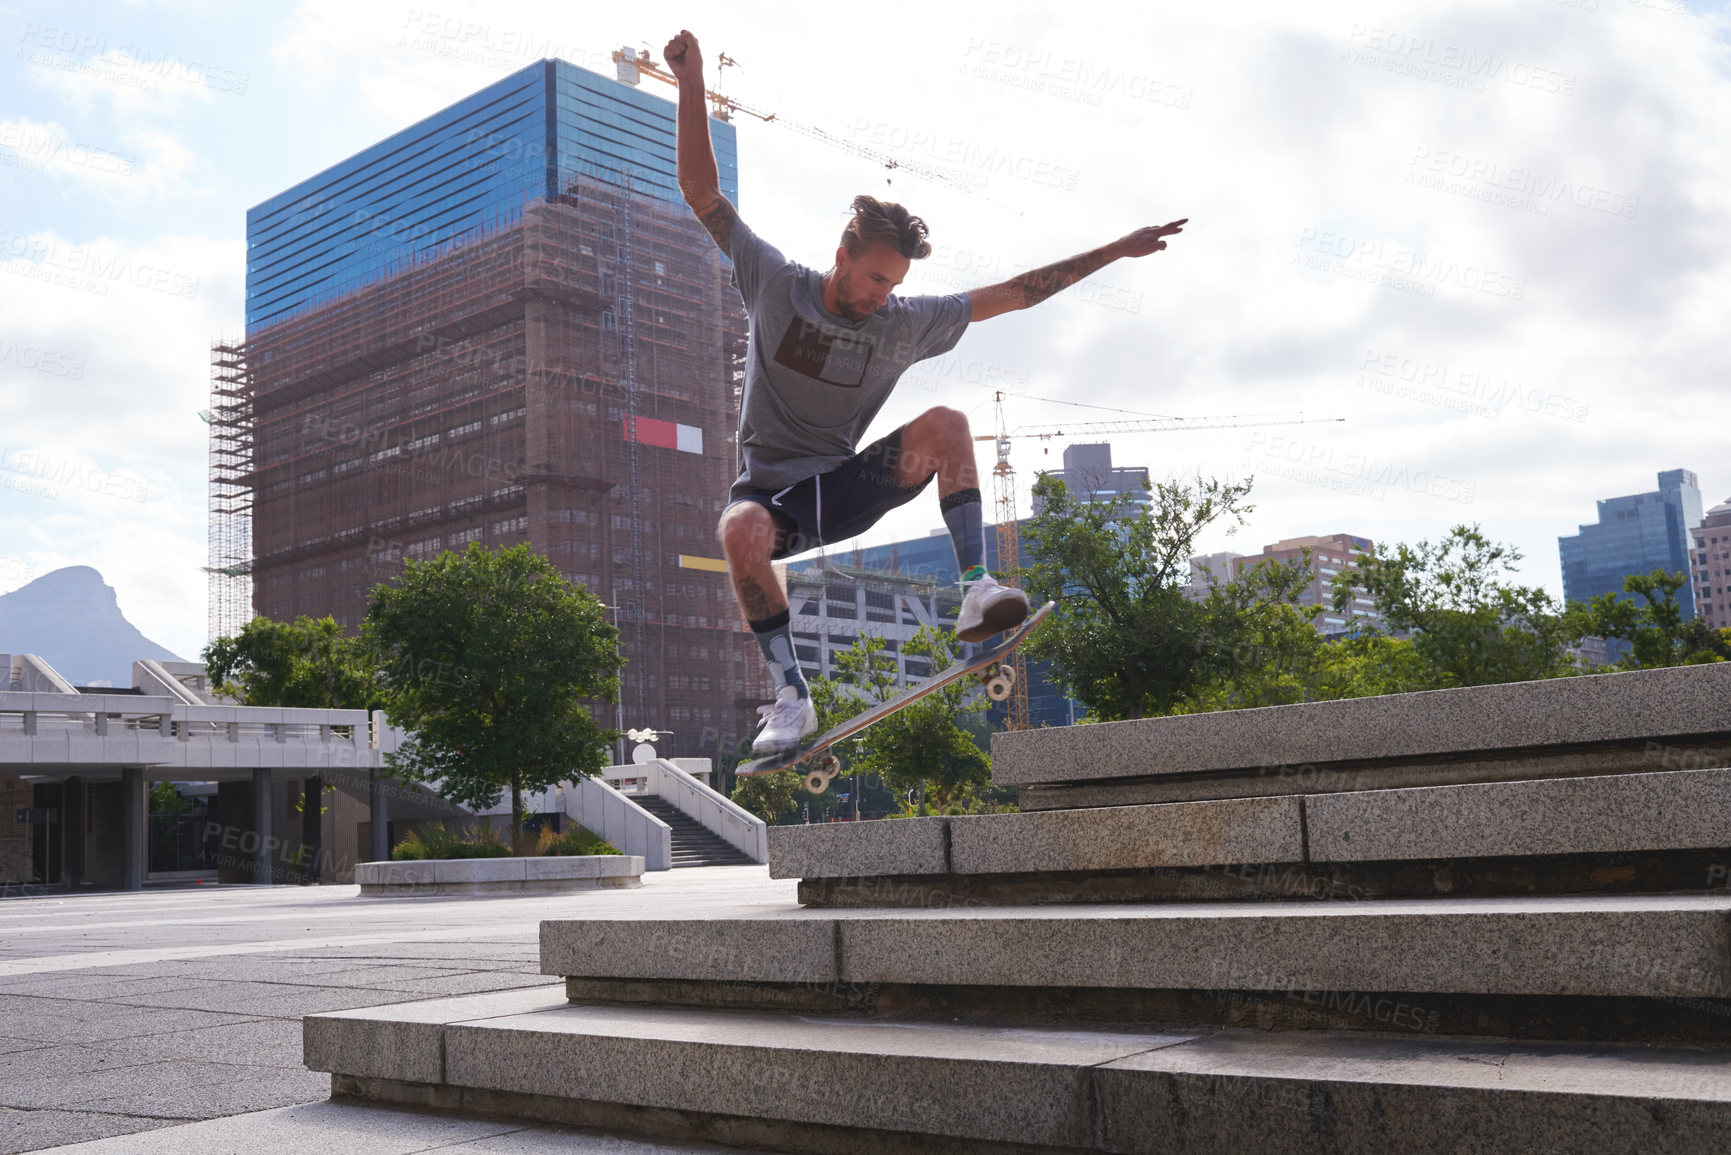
left=210, top=175, right=755, bottom=756
left=206, top=340, right=252, bottom=640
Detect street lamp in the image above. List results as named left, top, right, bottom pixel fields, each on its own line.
left=850, top=737, right=867, bottom=822
left=599, top=602, right=625, bottom=765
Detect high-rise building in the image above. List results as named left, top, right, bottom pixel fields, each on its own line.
left=1185, top=551, right=1246, bottom=599
left=209, top=59, right=758, bottom=759
left=1559, top=469, right=1703, bottom=617
left=245, top=60, right=739, bottom=329
left=1689, top=496, right=1731, bottom=632
left=1194, top=535, right=1382, bottom=633
left=1031, top=443, right=1152, bottom=514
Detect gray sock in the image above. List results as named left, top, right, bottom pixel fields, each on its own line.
left=750, top=610, right=809, bottom=698
left=941, top=488, right=985, bottom=574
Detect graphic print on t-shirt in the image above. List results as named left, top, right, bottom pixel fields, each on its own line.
left=772, top=318, right=873, bottom=387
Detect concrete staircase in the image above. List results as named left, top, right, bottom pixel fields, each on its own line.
left=632, top=796, right=757, bottom=868
left=306, top=663, right=1731, bottom=1152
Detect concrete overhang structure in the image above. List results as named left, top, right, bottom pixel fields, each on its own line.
left=0, top=653, right=456, bottom=892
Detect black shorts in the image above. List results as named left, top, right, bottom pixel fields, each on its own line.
left=727, top=427, right=933, bottom=561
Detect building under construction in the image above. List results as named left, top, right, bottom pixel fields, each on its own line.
left=208, top=58, right=771, bottom=759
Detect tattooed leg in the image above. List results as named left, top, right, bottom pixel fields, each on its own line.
left=718, top=502, right=788, bottom=624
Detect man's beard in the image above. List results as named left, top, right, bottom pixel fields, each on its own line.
left=834, top=273, right=877, bottom=320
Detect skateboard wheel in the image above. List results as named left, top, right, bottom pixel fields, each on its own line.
left=815, top=754, right=841, bottom=776
left=986, top=676, right=1012, bottom=701
left=805, top=770, right=830, bottom=794
left=999, top=664, right=1016, bottom=686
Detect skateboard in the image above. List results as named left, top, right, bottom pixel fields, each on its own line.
left=736, top=600, right=1055, bottom=794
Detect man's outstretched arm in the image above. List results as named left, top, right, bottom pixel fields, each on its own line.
left=967, top=219, right=1187, bottom=322
left=665, top=28, right=741, bottom=253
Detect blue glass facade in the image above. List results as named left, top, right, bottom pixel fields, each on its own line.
left=1559, top=468, right=1704, bottom=618
left=246, top=60, right=738, bottom=332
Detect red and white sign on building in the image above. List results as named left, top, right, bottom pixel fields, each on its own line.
left=622, top=416, right=703, bottom=455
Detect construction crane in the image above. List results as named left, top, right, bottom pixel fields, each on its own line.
left=983, top=395, right=1034, bottom=731
left=611, top=47, right=1021, bottom=212
left=1000, top=411, right=1346, bottom=442
left=975, top=395, right=1346, bottom=730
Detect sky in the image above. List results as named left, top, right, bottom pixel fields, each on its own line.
left=1, top=0, right=1727, bottom=662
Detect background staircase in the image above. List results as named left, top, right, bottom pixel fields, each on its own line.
left=631, top=796, right=756, bottom=867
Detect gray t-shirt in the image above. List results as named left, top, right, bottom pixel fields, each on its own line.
left=727, top=218, right=971, bottom=498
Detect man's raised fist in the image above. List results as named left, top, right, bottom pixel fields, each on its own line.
left=665, top=29, right=702, bottom=82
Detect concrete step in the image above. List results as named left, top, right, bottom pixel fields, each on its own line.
left=305, top=986, right=1731, bottom=1154
left=770, top=767, right=1731, bottom=905
left=993, top=661, right=1731, bottom=809
left=538, top=895, right=1731, bottom=1014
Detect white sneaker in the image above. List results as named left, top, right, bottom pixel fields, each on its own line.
left=955, top=574, right=1030, bottom=643
left=752, top=685, right=818, bottom=755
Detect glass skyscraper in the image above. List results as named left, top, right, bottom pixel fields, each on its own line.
left=245, top=59, right=740, bottom=331
left=1559, top=469, right=1704, bottom=617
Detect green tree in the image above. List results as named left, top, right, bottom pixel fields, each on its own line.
left=202, top=615, right=381, bottom=709
left=1021, top=471, right=1255, bottom=720
left=731, top=769, right=800, bottom=824
left=364, top=543, right=619, bottom=841
left=1567, top=569, right=1731, bottom=668
left=1176, top=554, right=1442, bottom=712
left=1335, top=525, right=1580, bottom=687
left=1179, top=555, right=1326, bottom=712
left=1308, top=633, right=1437, bottom=701
left=801, top=628, right=991, bottom=814
left=857, top=628, right=990, bottom=813
left=148, top=781, right=189, bottom=814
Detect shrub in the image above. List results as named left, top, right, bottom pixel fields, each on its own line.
left=390, top=821, right=510, bottom=860
left=389, top=837, right=430, bottom=861
left=389, top=820, right=618, bottom=859
left=535, top=827, right=622, bottom=857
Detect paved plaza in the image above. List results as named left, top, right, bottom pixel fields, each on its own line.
left=0, top=868, right=789, bottom=1153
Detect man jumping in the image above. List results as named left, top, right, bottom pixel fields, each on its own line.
left=666, top=29, right=1186, bottom=755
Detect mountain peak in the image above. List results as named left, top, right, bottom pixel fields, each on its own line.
left=0, top=566, right=185, bottom=685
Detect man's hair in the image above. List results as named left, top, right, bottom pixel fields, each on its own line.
left=841, top=195, right=931, bottom=260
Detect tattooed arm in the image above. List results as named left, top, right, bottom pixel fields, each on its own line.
left=666, top=28, right=742, bottom=252
left=967, top=219, right=1188, bottom=322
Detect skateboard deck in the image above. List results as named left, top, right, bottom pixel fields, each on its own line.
left=737, top=600, right=1055, bottom=793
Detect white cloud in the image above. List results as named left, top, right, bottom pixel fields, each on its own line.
left=0, top=116, right=197, bottom=197
left=3, top=0, right=1728, bottom=668
left=0, top=225, right=242, bottom=658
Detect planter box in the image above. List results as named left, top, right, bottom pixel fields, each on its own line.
left=354, top=855, right=644, bottom=896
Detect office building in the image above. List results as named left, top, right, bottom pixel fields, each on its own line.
left=1690, top=496, right=1731, bottom=632
left=1186, top=550, right=1246, bottom=598
left=1190, top=535, right=1381, bottom=633
left=1031, top=443, right=1152, bottom=514
left=785, top=566, right=964, bottom=686
left=208, top=59, right=758, bottom=759
left=1559, top=470, right=1703, bottom=617
left=244, top=59, right=738, bottom=329
left=784, top=556, right=1073, bottom=729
